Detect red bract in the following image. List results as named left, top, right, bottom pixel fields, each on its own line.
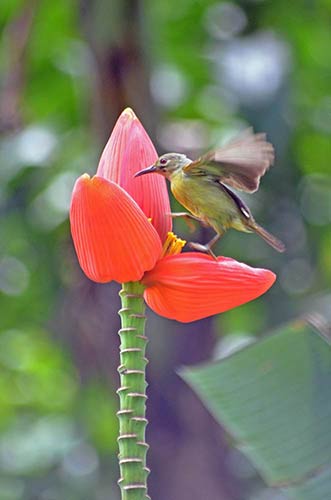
left=70, top=108, right=276, bottom=322
left=97, top=107, right=171, bottom=242
left=142, top=253, right=276, bottom=322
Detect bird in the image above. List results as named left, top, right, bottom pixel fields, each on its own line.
left=135, top=128, right=285, bottom=258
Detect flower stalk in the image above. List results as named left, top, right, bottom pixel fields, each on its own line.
left=117, top=281, right=150, bottom=500
left=69, top=108, right=278, bottom=498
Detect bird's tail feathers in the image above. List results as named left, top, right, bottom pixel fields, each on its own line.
left=251, top=222, right=285, bottom=253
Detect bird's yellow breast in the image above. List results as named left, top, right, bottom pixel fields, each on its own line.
left=170, top=171, right=203, bottom=216
left=170, top=170, right=248, bottom=232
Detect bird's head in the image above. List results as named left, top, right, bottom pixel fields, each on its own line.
left=135, top=153, right=191, bottom=180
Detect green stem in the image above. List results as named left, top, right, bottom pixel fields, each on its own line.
left=117, top=281, right=150, bottom=500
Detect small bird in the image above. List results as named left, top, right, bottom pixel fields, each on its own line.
left=135, top=128, right=285, bottom=257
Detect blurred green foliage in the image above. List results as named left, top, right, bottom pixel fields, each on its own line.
left=182, top=321, right=331, bottom=499
left=1, top=0, right=330, bottom=499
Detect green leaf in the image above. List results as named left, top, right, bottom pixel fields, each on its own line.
left=180, top=321, right=331, bottom=499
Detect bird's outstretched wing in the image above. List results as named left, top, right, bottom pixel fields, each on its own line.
left=183, top=128, right=275, bottom=192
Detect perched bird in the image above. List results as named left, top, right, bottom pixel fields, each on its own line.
left=135, top=128, right=285, bottom=257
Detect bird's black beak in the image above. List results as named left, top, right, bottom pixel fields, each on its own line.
left=134, top=165, right=157, bottom=177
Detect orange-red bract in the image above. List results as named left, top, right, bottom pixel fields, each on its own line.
left=70, top=175, right=162, bottom=283
left=142, top=253, right=276, bottom=322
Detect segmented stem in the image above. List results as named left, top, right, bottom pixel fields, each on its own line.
left=117, top=282, right=150, bottom=500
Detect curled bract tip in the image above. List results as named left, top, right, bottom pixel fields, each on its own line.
left=122, top=107, right=137, bottom=119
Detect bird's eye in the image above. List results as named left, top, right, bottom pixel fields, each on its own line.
left=159, top=158, right=168, bottom=166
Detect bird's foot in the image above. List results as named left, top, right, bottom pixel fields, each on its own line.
left=188, top=241, right=217, bottom=260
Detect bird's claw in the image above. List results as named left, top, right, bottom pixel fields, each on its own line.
left=188, top=242, right=217, bottom=260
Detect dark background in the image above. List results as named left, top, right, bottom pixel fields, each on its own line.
left=1, top=1, right=330, bottom=499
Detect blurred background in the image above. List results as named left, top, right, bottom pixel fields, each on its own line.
left=0, top=1, right=330, bottom=499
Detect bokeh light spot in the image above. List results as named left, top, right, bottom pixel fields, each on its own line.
left=300, top=175, right=331, bottom=225
left=16, top=126, right=57, bottom=166
left=204, top=2, right=247, bottom=40
left=280, top=258, right=315, bottom=295
left=151, top=65, right=188, bottom=108
left=0, top=256, right=29, bottom=296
